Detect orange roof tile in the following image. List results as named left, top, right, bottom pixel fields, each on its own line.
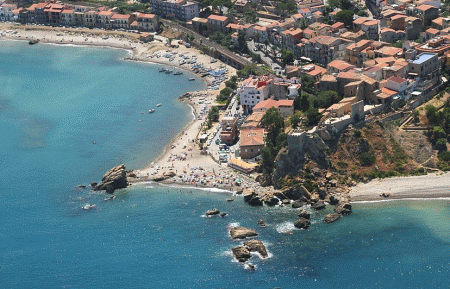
left=240, top=128, right=265, bottom=147
left=208, top=14, right=228, bottom=22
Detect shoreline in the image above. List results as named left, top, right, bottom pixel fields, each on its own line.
left=349, top=172, right=450, bottom=202
left=0, top=24, right=263, bottom=191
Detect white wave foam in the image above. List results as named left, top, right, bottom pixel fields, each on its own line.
left=276, top=221, right=296, bottom=233
left=243, top=263, right=257, bottom=270
left=228, top=222, right=240, bottom=228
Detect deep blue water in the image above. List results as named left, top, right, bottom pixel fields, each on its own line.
left=1, top=41, right=450, bottom=288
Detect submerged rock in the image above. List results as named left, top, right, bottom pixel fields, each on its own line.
left=90, top=182, right=98, bottom=189
left=323, top=213, right=341, bottom=224
left=230, top=226, right=258, bottom=239
left=220, top=212, right=227, bottom=217
left=94, top=164, right=128, bottom=194
left=232, top=246, right=251, bottom=262
left=244, top=240, right=268, bottom=258
left=294, top=217, right=311, bottom=230
left=257, top=219, right=266, bottom=227
left=205, top=209, right=220, bottom=216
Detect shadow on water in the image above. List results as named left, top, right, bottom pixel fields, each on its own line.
left=0, top=97, right=53, bottom=150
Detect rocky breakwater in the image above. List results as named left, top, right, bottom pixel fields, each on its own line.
left=93, top=164, right=128, bottom=194
left=229, top=226, right=269, bottom=264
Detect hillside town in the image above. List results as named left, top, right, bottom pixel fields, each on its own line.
left=2, top=0, right=450, bottom=185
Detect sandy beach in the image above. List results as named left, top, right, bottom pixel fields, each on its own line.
left=0, top=23, right=262, bottom=192
left=350, top=172, right=450, bottom=201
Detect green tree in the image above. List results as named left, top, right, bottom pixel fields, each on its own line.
left=281, top=49, right=294, bottom=65
left=251, top=53, right=261, bottom=63
left=208, top=106, right=220, bottom=122
left=290, top=114, right=301, bottom=128
left=436, top=138, right=448, bottom=152
left=294, top=93, right=310, bottom=112
left=305, top=106, right=321, bottom=126
left=312, top=91, right=342, bottom=108
left=236, top=30, right=249, bottom=53
left=335, top=10, right=355, bottom=27
left=426, top=105, right=440, bottom=126
left=360, top=152, right=376, bottom=166
left=261, top=146, right=275, bottom=174
left=262, top=107, right=285, bottom=148
left=300, top=74, right=316, bottom=94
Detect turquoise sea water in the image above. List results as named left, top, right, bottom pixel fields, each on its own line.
left=1, top=41, right=450, bottom=288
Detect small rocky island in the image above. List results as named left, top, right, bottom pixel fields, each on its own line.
left=93, top=164, right=129, bottom=194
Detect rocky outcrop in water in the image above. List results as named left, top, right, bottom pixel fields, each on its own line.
left=94, top=164, right=128, bottom=194
left=205, top=209, right=220, bottom=216
left=232, top=246, right=251, bottom=262
left=244, top=240, right=268, bottom=258
left=323, top=213, right=341, bottom=224
left=334, top=202, right=352, bottom=215
left=230, top=226, right=258, bottom=239
left=294, top=217, right=311, bottom=230
left=298, top=209, right=311, bottom=219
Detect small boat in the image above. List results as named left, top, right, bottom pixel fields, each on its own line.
left=82, top=204, right=96, bottom=210
left=158, top=68, right=166, bottom=72
left=174, top=71, right=183, bottom=75
left=156, top=103, right=162, bottom=107
left=189, top=78, right=196, bottom=81
left=149, top=109, right=155, bottom=113
left=165, top=70, right=173, bottom=74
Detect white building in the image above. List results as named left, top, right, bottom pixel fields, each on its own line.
left=0, top=3, right=17, bottom=22
left=239, top=77, right=271, bottom=114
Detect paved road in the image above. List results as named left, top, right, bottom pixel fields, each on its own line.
left=207, top=95, right=244, bottom=163
left=247, top=40, right=284, bottom=73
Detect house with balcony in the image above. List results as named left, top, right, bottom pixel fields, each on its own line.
left=135, top=13, right=158, bottom=31
left=0, top=3, right=17, bottom=22
left=149, top=0, right=199, bottom=21
left=110, top=13, right=134, bottom=30
left=361, top=20, right=379, bottom=40
left=61, top=9, right=74, bottom=26
left=304, top=36, right=351, bottom=65
left=239, top=76, right=272, bottom=114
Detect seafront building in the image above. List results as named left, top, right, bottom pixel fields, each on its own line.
left=148, top=0, right=198, bottom=21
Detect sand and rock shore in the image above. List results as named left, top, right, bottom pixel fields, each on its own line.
left=0, top=23, right=264, bottom=192
left=5, top=23, right=450, bottom=203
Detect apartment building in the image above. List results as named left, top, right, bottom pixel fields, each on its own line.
left=149, top=0, right=198, bottom=21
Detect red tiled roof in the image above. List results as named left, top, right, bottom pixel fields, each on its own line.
left=388, top=76, right=407, bottom=84
left=111, top=14, right=130, bottom=19
left=208, top=14, right=228, bottom=22
left=240, top=128, right=264, bottom=147
left=417, top=4, right=435, bottom=11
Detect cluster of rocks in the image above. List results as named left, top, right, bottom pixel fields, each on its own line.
left=93, top=164, right=129, bottom=194
left=240, top=181, right=352, bottom=229
left=150, top=171, right=176, bottom=182
left=229, top=227, right=268, bottom=265
left=205, top=209, right=227, bottom=217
